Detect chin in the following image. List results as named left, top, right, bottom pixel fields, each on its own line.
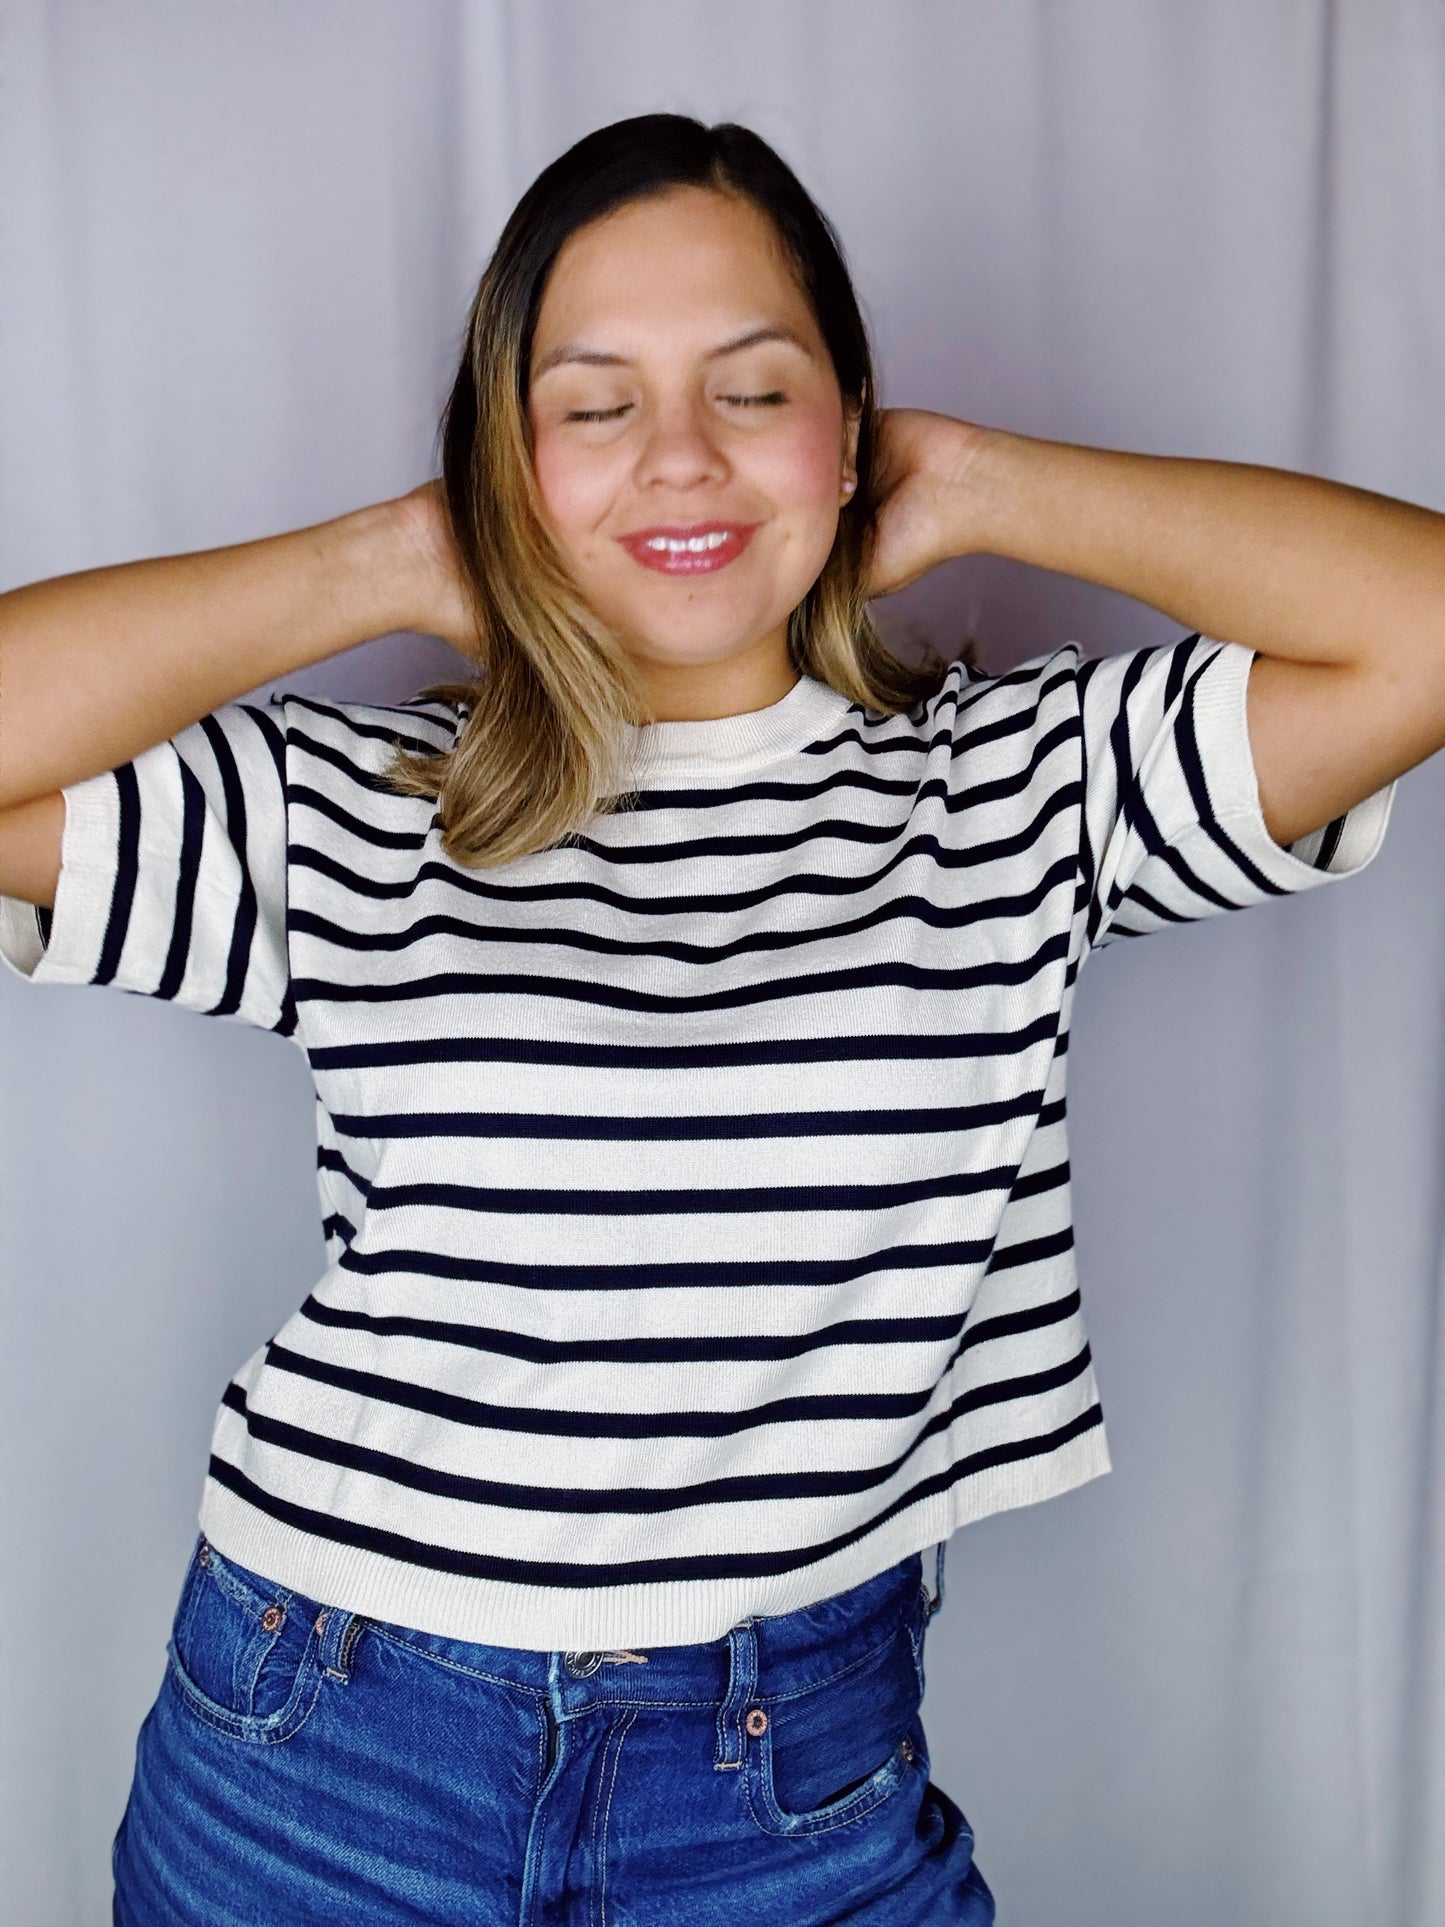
left=611, top=604, right=785, bottom=666
left=626, top=632, right=770, bottom=672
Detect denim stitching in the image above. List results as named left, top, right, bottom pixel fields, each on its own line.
left=586, top=1712, right=610, bottom=1893
left=165, top=1641, right=325, bottom=1746
left=743, top=1735, right=911, bottom=1839
left=362, top=1623, right=548, bottom=1697
left=363, top=1625, right=726, bottom=1710
left=363, top=1619, right=918, bottom=1713
left=594, top=1708, right=635, bottom=1927
left=201, top=1540, right=297, bottom=1619
left=752, top=1608, right=925, bottom=1709
left=165, top=1543, right=326, bottom=1744
left=907, top=1616, right=928, bottom=1699
left=336, top=1613, right=366, bottom=1678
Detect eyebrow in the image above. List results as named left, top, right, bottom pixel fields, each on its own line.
left=531, top=323, right=813, bottom=381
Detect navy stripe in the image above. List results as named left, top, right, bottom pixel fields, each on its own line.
left=1163, top=634, right=1197, bottom=711
left=291, top=867, right=1077, bottom=965
left=285, top=696, right=455, bottom=757
left=323, top=1090, right=1053, bottom=1144
left=983, top=1226, right=1075, bottom=1274
left=220, top=1345, right=1091, bottom=1512
left=263, top=1339, right=940, bottom=1437
left=289, top=863, right=1079, bottom=987
left=295, top=1282, right=1081, bottom=1371
left=290, top=781, right=424, bottom=850
left=197, top=713, right=259, bottom=1020
left=297, top=1292, right=967, bottom=1365
left=955, top=1286, right=1083, bottom=1358
left=1114, top=881, right=1192, bottom=927
left=1006, top=1159, right=1070, bottom=1202
left=299, top=744, right=1068, bottom=891
left=294, top=943, right=1071, bottom=1022
left=542, top=781, right=1082, bottom=869
left=93, top=762, right=143, bottom=986
left=1171, top=659, right=1289, bottom=900
left=307, top=1010, right=1063, bottom=1075
left=354, top=1159, right=1031, bottom=1219
left=318, top=1143, right=375, bottom=1193
left=157, top=762, right=205, bottom=1002
left=333, top=1236, right=998, bottom=1292
left=204, top=1400, right=1104, bottom=1587
left=1313, top=815, right=1346, bottom=869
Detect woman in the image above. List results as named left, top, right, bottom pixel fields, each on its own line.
left=0, top=112, right=1437, bottom=1924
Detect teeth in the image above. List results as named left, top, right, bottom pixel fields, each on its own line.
left=644, top=531, right=731, bottom=553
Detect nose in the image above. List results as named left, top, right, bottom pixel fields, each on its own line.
left=634, top=396, right=729, bottom=495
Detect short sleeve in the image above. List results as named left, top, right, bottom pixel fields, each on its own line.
left=1078, top=633, right=1394, bottom=951
left=0, top=698, right=297, bottom=1037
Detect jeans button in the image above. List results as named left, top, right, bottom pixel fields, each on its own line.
left=260, top=1605, right=284, bottom=1633
left=745, top=1707, right=768, bottom=1736
left=564, top=1651, right=602, bottom=1677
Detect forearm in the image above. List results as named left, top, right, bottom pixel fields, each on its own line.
left=0, top=500, right=422, bottom=808
left=961, top=428, right=1445, bottom=674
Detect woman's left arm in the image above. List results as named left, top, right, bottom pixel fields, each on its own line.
left=870, top=413, right=1445, bottom=846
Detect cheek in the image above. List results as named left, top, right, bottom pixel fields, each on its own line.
left=530, top=428, right=619, bottom=538
left=749, top=411, right=844, bottom=514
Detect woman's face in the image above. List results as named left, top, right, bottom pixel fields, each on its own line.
left=527, top=186, right=858, bottom=716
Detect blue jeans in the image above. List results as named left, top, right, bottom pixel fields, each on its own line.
left=113, top=1533, right=994, bottom=1924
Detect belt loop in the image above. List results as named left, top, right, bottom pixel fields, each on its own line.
left=315, top=1604, right=363, bottom=1682
left=926, top=1540, right=947, bottom=1618
left=714, top=1619, right=759, bottom=1771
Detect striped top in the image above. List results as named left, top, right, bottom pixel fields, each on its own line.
left=0, top=634, right=1393, bottom=1650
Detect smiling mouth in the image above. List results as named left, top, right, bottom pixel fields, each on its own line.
left=616, top=522, right=761, bottom=575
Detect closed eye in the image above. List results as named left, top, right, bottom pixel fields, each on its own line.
left=566, top=393, right=786, bottom=422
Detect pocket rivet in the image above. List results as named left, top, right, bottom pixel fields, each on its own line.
left=745, top=1707, right=768, bottom=1737
left=261, top=1605, right=284, bottom=1633
left=197, top=1544, right=211, bottom=1567
left=315, top=1610, right=330, bottom=1635
left=900, top=1737, right=916, bottom=1763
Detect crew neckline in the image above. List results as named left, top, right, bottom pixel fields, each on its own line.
left=619, top=674, right=853, bottom=782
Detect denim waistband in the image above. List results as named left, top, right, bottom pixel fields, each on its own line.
left=204, top=1537, right=933, bottom=1714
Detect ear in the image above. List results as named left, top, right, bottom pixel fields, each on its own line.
left=841, top=401, right=862, bottom=499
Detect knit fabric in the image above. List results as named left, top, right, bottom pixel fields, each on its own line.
left=0, top=635, right=1393, bottom=1648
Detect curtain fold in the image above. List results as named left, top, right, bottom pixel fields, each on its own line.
left=2, top=4, right=1441, bottom=1920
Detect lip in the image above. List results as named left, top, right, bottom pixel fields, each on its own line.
left=615, top=521, right=762, bottom=575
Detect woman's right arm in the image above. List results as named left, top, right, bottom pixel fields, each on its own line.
left=0, top=486, right=473, bottom=906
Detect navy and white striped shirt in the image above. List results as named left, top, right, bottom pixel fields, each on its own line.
left=0, top=634, right=1393, bottom=1649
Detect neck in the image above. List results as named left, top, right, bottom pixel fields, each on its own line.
left=630, top=629, right=798, bottom=722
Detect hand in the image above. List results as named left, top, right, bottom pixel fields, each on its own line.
left=864, top=410, right=993, bottom=598
left=387, top=479, right=479, bottom=656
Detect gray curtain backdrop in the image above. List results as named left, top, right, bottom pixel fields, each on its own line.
left=2, top=3, right=1442, bottom=1921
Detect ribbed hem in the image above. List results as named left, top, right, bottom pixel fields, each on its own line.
left=196, top=1425, right=1111, bottom=1652
left=620, top=675, right=854, bottom=784
left=1189, top=638, right=1395, bottom=876
left=0, top=776, right=119, bottom=984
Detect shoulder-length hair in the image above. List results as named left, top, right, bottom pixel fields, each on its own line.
left=380, top=113, right=944, bottom=867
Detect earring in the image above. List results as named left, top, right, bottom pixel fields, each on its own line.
left=841, top=476, right=857, bottom=497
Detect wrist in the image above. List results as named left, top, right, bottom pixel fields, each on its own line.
left=942, top=424, right=1047, bottom=559
left=323, top=498, right=429, bottom=637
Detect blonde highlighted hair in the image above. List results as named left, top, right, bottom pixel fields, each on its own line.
left=380, top=114, right=945, bottom=868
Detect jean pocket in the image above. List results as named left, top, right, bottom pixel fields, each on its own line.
left=166, top=1535, right=333, bottom=1745
left=745, top=1609, right=929, bottom=1839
